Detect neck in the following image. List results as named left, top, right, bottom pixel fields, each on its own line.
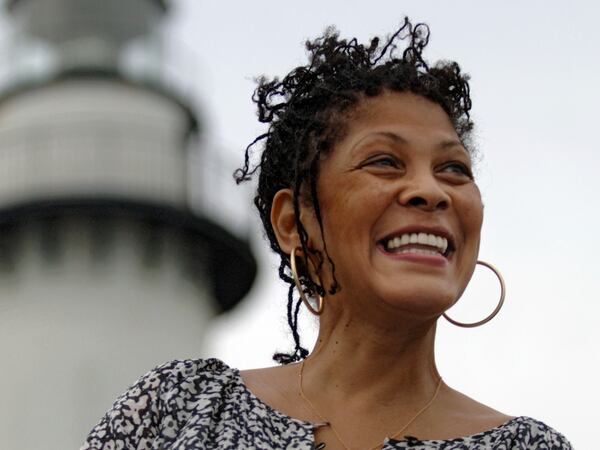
left=305, top=307, right=441, bottom=404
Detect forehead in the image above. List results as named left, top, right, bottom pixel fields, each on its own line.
left=334, top=91, right=464, bottom=156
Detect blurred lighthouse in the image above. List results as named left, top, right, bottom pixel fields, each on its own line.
left=0, top=0, right=256, bottom=448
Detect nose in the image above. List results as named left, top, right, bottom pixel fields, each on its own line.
left=397, top=171, right=450, bottom=211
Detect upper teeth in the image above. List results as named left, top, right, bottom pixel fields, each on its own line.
left=385, top=232, right=449, bottom=254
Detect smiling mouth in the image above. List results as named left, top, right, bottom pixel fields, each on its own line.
left=378, top=232, right=455, bottom=258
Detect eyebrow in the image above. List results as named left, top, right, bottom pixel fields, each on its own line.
left=351, top=131, right=467, bottom=154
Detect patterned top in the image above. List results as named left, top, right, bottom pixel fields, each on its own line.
left=81, top=358, right=572, bottom=450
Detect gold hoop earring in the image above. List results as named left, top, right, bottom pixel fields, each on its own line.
left=290, top=246, right=324, bottom=316
left=443, top=260, right=505, bottom=328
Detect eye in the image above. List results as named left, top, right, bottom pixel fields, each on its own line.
left=439, top=161, right=473, bottom=179
left=360, top=154, right=401, bottom=169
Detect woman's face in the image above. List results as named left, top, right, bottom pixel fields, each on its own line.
left=304, top=91, right=483, bottom=319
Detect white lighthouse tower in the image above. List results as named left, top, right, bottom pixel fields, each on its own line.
left=0, top=1, right=256, bottom=448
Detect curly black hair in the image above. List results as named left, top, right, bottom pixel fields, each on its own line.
left=234, top=17, right=474, bottom=364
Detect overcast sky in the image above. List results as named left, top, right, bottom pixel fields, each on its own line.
left=165, top=1, right=599, bottom=447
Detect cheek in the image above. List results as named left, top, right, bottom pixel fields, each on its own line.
left=467, top=205, right=484, bottom=237
left=321, top=185, right=387, bottom=243
left=473, top=201, right=484, bottom=234
left=460, top=189, right=484, bottom=235
left=299, top=205, right=324, bottom=249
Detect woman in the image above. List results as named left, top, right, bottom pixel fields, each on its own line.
left=82, top=19, right=572, bottom=450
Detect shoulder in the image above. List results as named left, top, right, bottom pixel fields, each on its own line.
left=453, top=416, right=573, bottom=450
left=149, top=357, right=235, bottom=380
left=507, top=417, right=573, bottom=449
left=109, top=358, right=241, bottom=414
left=81, top=358, right=240, bottom=450
left=135, top=357, right=238, bottom=393
left=415, top=387, right=572, bottom=449
left=240, top=363, right=311, bottom=421
left=389, top=417, right=572, bottom=450
left=438, top=388, right=572, bottom=450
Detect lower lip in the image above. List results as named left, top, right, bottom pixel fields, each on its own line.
left=378, top=246, right=449, bottom=267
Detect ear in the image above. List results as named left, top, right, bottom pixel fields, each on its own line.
left=271, top=188, right=300, bottom=254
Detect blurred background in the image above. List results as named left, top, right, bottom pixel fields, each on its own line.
left=0, top=0, right=597, bottom=448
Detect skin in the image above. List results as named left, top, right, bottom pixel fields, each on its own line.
left=242, top=91, right=512, bottom=450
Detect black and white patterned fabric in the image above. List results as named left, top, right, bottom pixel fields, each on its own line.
left=81, top=358, right=572, bottom=449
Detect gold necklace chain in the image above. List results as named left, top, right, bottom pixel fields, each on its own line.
left=298, top=360, right=443, bottom=450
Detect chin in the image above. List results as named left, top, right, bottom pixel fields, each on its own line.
left=376, top=285, right=458, bottom=319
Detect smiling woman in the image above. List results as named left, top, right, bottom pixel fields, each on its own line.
left=81, top=18, right=572, bottom=450
left=294, top=92, right=484, bottom=323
